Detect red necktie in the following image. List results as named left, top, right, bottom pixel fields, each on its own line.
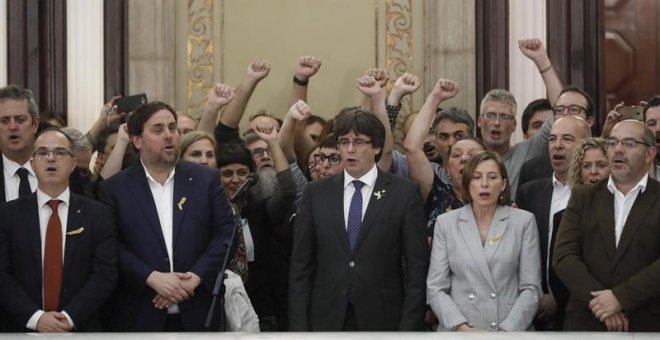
left=43, top=200, right=62, bottom=311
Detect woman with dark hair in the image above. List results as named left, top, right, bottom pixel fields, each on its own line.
left=427, top=151, right=541, bottom=332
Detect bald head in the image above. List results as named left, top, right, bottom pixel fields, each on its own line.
left=549, top=115, right=591, bottom=182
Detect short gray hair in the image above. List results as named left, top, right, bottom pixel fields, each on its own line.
left=480, top=89, right=517, bottom=117
left=0, top=84, right=39, bottom=119
left=61, top=127, right=94, bottom=152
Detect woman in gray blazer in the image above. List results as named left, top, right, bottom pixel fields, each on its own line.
left=427, top=151, right=542, bottom=331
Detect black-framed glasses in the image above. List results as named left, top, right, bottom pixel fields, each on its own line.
left=606, top=138, right=651, bottom=149
left=314, top=153, right=342, bottom=165
left=33, top=147, right=73, bottom=160
left=337, top=138, right=372, bottom=148
left=250, top=147, right=270, bottom=158
left=553, top=105, right=586, bottom=116
left=481, top=112, right=515, bottom=121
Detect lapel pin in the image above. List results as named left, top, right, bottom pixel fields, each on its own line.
left=76, top=209, right=81, bottom=214
left=188, top=177, right=193, bottom=181
left=66, top=227, right=85, bottom=236
left=177, top=197, right=187, bottom=210
left=488, top=232, right=502, bottom=246
left=373, top=189, right=386, bottom=200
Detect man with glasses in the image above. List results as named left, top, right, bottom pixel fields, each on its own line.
left=477, top=89, right=553, bottom=200
left=554, top=120, right=660, bottom=331
left=290, top=108, right=428, bottom=331
left=0, top=128, right=117, bottom=332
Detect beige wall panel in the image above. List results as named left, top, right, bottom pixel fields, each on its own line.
left=222, top=0, right=377, bottom=127
left=424, top=0, right=476, bottom=120
left=128, top=0, right=177, bottom=106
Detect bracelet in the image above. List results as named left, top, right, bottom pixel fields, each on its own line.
left=293, top=75, right=309, bottom=86
left=539, top=64, right=553, bottom=73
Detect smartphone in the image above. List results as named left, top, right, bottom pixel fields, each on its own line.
left=116, top=93, right=148, bottom=113
left=617, top=105, right=644, bottom=121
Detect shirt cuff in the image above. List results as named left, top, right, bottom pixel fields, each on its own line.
left=61, top=311, right=75, bottom=330
left=26, top=310, right=45, bottom=331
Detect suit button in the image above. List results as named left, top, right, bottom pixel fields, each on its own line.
left=342, top=289, right=348, bottom=295
left=490, top=322, right=497, bottom=329
left=349, top=261, right=355, bottom=267
left=490, top=293, right=496, bottom=298
left=467, top=293, right=475, bottom=300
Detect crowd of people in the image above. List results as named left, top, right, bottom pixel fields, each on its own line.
left=1, top=38, right=660, bottom=333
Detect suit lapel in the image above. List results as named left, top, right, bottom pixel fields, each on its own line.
left=63, top=194, right=83, bottom=282
left=354, top=171, right=391, bottom=253
left=330, top=174, right=350, bottom=253
left=128, top=164, right=168, bottom=253
left=0, top=155, right=5, bottom=203
left=613, top=182, right=657, bottom=266
left=483, top=206, right=509, bottom=262
left=594, top=184, right=616, bottom=261
left=172, top=163, right=192, bottom=252
left=458, top=205, right=496, bottom=291
left=25, top=195, right=42, bottom=275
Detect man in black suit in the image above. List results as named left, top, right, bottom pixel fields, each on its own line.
left=0, top=85, right=40, bottom=203
left=516, top=115, right=591, bottom=330
left=0, top=128, right=117, bottom=332
left=289, top=108, right=428, bottom=331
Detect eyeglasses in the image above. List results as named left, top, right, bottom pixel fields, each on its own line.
left=606, top=138, right=651, bottom=149
left=33, top=147, right=73, bottom=160
left=314, top=153, right=342, bottom=165
left=337, top=138, right=372, bottom=148
left=250, top=147, right=270, bottom=158
left=481, top=112, right=515, bottom=121
left=553, top=105, right=586, bottom=116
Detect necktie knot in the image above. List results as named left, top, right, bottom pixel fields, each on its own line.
left=16, top=167, right=32, bottom=197
left=352, top=180, right=364, bottom=191
left=16, top=167, right=28, bottom=179
left=47, top=199, right=61, bottom=211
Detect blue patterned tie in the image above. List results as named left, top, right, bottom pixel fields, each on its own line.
left=347, top=180, right=364, bottom=253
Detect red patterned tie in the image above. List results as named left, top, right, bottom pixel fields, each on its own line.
left=43, top=200, right=62, bottom=311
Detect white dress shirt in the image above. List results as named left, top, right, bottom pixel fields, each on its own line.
left=607, top=174, right=648, bottom=247
left=343, top=165, right=378, bottom=230
left=2, top=154, right=37, bottom=201
left=26, top=188, right=75, bottom=330
left=547, top=173, right=571, bottom=292
left=142, top=161, right=178, bottom=314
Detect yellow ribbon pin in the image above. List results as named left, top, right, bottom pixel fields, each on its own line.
left=488, top=233, right=502, bottom=246
left=177, top=197, right=187, bottom=210
left=66, top=227, right=85, bottom=236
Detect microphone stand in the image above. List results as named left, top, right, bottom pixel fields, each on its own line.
left=205, top=191, right=249, bottom=331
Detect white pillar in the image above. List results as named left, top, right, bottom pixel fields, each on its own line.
left=66, top=0, right=104, bottom=131
left=509, top=0, right=547, bottom=144
left=0, top=0, right=7, bottom=87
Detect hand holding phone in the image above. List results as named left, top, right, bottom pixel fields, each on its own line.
left=116, top=93, right=148, bottom=113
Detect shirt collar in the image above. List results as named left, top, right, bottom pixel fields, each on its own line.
left=343, top=164, right=378, bottom=189
left=140, top=159, right=176, bottom=185
left=36, top=187, right=70, bottom=208
left=607, top=174, right=648, bottom=195
left=3, top=154, right=35, bottom=177
left=552, top=172, right=570, bottom=190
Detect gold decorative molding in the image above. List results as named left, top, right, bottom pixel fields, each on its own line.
left=384, top=0, right=413, bottom=141
left=187, top=0, right=214, bottom=119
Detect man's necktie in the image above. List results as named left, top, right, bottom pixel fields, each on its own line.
left=43, top=200, right=63, bottom=311
left=16, top=167, right=31, bottom=197
left=347, top=180, right=364, bottom=253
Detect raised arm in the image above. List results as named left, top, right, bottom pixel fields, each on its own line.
left=360, top=68, right=389, bottom=111
left=279, top=100, right=312, bottom=161
left=197, top=83, right=235, bottom=134
left=386, top=72, right=421, bottom=131
left=86, top=96, right=124, bottom=145
left=404, top=79, right=458, bottom=200
left=356, top=75, right=392, bottom=172
left=288, top=56, right=321, bottom=162
left=519, top=38, right=563, bottom=106
left=99, top=123, right=131, bottom=180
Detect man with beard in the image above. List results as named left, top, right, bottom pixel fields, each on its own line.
left=554, top=120, right=660, bottom=331
left=516, top=115, right=591, bottom=330
left=98, top=101, right=235, bottom=331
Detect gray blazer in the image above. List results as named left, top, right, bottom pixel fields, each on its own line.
left=427, top=205, right=542, bottom=331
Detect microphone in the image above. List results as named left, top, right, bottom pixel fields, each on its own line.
left=229, top=173, right=259, bottom=203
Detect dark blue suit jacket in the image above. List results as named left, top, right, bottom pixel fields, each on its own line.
left=0, top=192, right=117, bottom=332
left=98, top=160, right=234, bottom=331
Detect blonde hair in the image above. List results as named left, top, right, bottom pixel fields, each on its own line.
left=568, top=137, right=608, bottom=187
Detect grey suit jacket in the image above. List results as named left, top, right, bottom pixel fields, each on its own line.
left=427, top=205, right=542, bottom=331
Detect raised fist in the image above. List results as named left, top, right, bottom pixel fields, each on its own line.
left=295, top=56, right=322, bottom=81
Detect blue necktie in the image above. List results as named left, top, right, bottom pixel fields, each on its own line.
left=16, top=168, right=31, bottom=197
left=347, top=180, right=364, bottom=253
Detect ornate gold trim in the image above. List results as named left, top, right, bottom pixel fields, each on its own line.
left=187, top=0, right=214, bottom=119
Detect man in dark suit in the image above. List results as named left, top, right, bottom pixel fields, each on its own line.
left=516, top=115, right=591, bottom=330
left=289, top=108, right=429, bottom=331
left=554, top=120, right=660, bottom=332
left=99, top=101, right=235, bottom=331
left=0, top=128, right=117, bottom=332
left=0, top=85, right=40, bottom=203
